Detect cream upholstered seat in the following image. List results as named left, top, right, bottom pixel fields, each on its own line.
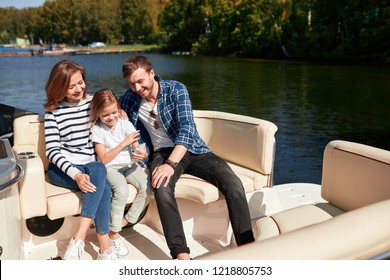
left=198, top=140, right=390, bottom=259
left=198, top=199, right=390, bottom=260
left=253, top=140, right=390, bottom=241
left=12, top=110, right=277, bottom=220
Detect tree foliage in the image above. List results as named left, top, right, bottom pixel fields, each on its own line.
left=0, top=0, right=389, bottom=64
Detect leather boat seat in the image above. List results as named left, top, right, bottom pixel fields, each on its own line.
left=198, top=140, right=390, bottom=259
left=12, top=111, right=278, bottom=220
left=254, top=140, right=390, bottom=241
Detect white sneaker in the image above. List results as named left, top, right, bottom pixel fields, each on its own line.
left=110, top=235, right=129, bottom=256
left=63, top=238, right=85, bottom=260
left=97, top=247, right=119, bottom=260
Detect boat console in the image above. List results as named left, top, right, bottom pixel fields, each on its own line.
left=0, top=138, right=24, bottom=259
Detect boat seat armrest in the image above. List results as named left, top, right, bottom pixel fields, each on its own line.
left=13, top=146, right=47, bottom=219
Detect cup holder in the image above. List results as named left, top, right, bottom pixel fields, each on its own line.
left=17, top=152, right=37, bottom=160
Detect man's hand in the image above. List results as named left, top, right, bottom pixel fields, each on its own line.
left=151, top=164, right=174, bottom=188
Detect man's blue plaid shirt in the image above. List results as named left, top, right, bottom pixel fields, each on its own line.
left=119, top=75, right=211, bottom=155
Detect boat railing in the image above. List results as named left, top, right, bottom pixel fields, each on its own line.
left=0, top=132, right=13, bottom=140
left=369, top=250, right=390, bottom=260
left=0, top=163, right=24, bottom=192
left=0, top=139, right=24, bottom=192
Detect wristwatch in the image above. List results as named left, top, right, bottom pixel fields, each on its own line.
left=165, top=159, right=178, bottom=169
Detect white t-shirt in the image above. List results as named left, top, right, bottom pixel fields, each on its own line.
left=138, top=98, right=174, bottom=151
left=91, top=118, right=137, bottom=166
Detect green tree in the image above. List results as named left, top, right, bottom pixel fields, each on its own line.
left=0, top=8, right=19, bottom=44
left=121, top=0, right=155, bottom=44
left=1, top=0, right=389, bottom=64
left=196, top=0, right=287, bottom=57
left=158, top=0, right=210, bottom=52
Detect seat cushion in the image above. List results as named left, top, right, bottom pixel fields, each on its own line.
left=254, top=204, right=342, bottom=241
left=46, top=181, right=82, bottom=220
left=45, top=180, right=138, bottom=220
left=175, top=163, right=265, bottom=204
left=175, top=174, right=221, bottom=204
left=44, top=160, right=267, bottom=218
left=198, top=199, right=390, bottom=260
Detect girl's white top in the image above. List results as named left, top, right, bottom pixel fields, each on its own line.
left=91, top=118, right=137, bottom=166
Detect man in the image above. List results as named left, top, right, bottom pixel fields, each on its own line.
left=119, top=56, right=254, bottom=260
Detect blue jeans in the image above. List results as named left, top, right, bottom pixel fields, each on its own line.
left=151, top=148, right=255, bottom=259
left=47, top=162, right=111, bottom=234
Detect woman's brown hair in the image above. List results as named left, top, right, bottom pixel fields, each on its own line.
left=89, top=89, right=122, bottom=127
left=44, top=60, right=87, bottom=112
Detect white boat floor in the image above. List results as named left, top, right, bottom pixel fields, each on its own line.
left=22, top=183, right=323, bottom=260
left=24, top=218, right=225, bottom=260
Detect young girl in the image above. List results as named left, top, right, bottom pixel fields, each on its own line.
left=44, top=60, right=117, bottom=260
left=90, top=89, right=151, bottom=256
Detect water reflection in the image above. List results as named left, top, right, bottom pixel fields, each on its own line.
left=1, top=54, right=389, bottom=184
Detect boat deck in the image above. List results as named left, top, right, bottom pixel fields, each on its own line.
left=21, top=183, right=323, bottom=260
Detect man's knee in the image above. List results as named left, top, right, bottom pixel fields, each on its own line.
left=153, top=184, right=175, bottom=203
left=220, top=174, right=246, bottom=199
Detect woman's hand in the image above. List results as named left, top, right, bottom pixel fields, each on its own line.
left=119, top=109, right=129, bottom=120
left=74, top=172, right=96, bottom=193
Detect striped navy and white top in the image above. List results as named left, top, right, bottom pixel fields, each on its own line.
left=45, top=95, right=95, bottom=180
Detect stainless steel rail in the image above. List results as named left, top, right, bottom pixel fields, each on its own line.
left=369, top=250, right=390, bottom=260
left=0, top=163, right=24, bottom=192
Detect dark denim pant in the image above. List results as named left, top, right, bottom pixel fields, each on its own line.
left=151, top=149, right=255, bottom=259
left=47, top=162, right=111, bottom=234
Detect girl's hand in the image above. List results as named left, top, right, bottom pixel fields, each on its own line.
left=122, top=130, right=140, bottom=148
left=132, top=144, right=148, bottom=162
left=74, top=172, right=96, bottom=193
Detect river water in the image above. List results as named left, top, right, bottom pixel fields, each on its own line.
left=1, top=53, right=389, bottom=184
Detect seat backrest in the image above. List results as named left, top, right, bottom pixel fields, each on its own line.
left=12, top=114, right=48, bottom=170
left=321, top=140, right=390, bottom=211
left=13, top=111, right=278, bottom=182
left=193, top=110, right=278, bottom=176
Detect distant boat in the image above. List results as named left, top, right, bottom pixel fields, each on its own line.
left=0, top=45, right=76, bottom=57
left=38, top=47, right=77, bottom=56
left=37, top=43, right=77, bottom=56
left=39, top=49, right=77, bottom=56
left=0, top=46, right=36, bottom=56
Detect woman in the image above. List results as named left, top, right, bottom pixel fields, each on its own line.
left=44, top=60, right=118, bottom=260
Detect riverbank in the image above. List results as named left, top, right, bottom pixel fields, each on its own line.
left=72, top=44, right=160, bottom=55
left=0, top=44, right=160, bottom=56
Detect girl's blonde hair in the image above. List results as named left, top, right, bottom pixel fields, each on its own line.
left=44, top=60, right=87, bottom=112
left=89, top=89, right=122, bottom=127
